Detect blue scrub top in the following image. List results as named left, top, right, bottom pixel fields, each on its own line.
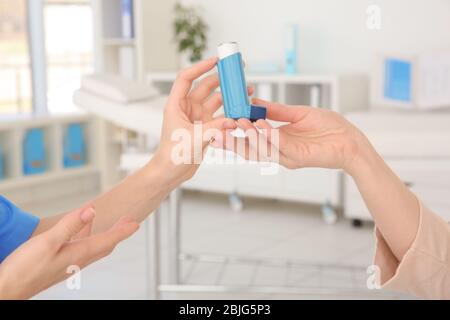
left=0, top=196, right=40, bottom=262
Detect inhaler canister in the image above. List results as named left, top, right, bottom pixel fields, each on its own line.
left=217, top=42, right=266, bottom=121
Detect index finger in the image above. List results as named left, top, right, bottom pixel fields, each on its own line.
left=169, top=57, right=219, bottom=103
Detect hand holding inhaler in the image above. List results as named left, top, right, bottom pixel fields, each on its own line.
left=153, top=57, right=239, bottom=184
left=215, top=97, right=372, bottom=175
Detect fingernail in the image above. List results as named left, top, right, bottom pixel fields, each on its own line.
left=223, top=120, right=237, bottom=129
left=80, top=208, right=96, bottom=223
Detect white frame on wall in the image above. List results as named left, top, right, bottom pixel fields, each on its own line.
left=26, top=0, right=48, bottom=116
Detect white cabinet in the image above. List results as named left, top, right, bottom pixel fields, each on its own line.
left=344, top=112, right=450, bottom=222
left=183, top=149, right=341, bottom=208
left=280, top=168, right=341, bottom=204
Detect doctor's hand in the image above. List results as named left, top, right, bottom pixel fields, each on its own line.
left=216, top=98, right=373, bottom=176
left=151, top=57, right=252, bottom=185
left=0, top=206, right=138, bottom=300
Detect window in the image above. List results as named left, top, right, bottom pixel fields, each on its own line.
left=0, top=0, right=93, bottom=116
left=44, top=0, right=93, bottom=114
left=0, top=0, right=33, bottom=115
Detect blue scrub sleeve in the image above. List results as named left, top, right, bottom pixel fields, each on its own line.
left=0, top=196, right=40, bottom=262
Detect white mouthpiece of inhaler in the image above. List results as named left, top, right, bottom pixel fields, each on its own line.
left=218, top=42, right=239, bottom=60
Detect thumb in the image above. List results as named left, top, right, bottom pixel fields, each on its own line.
left=252, top=98, right=310, bottom=123
left=48, top=206, right=96, bottom=246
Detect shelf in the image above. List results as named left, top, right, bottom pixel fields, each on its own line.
left=0, top=166, right=99, bottom=191
left=0, top=112, right=90, bottom=130
left=0, top=113, right=100, bottom=193
left=147, top=72, right=338, bottom=85
left=146, top=72, right=340, bottom=112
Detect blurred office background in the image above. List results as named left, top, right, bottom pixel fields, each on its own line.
left=1, top=0, right=450, bottom=299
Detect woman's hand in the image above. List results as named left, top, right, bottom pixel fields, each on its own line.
left=151, top=57, right=254, bottom=186
left=216, top=98, right=373, bottom=176
left=0, top=206, right=138, bottom=299
left=216, top=98, right=421, bottom=262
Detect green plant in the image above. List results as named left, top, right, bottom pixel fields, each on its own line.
left=173, top=3, right=208, bottom=63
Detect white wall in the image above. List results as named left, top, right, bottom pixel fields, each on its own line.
left=182, top=0, right=450, bottom=75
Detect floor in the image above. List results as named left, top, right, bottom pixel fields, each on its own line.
left=33, top=191, right=412, bottom=300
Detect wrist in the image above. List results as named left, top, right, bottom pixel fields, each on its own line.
left=0, top=276, right=6, bottom=300
left=344, top=129, right=383, bottom=180
left=0, top=272, right=16, bottom=300
left=143, top=152, right=186, bottom=191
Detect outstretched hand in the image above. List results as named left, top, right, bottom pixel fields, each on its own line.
left=0, top=206, right=138, bottom=299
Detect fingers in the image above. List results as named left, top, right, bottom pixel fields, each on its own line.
left=67, top=216, right=139, bottom=267
left=188, top=73, right=220, bottom=121
left=188, top=73, right=220, bottom=105
left=232, top=119, right=281, bottom=162
left=212, top=129, right=268, bottom=162
left=255, top=119, right=277, bottom=144
left=202, top=118, right=237, bottom=147
left=255, top=119, right=296, bottom=160
left=169, top=57, right=219, bottom=104
left=204, top=118, right=237, bottom=132
left=87, top=216, right=139, bottom=259
left=220, top=132, right=254, bottom=161
left=47, top=206, right=96, bottom=247
left=236, top=118, right=256, bottom=133
left=252, top=98, right=310, bottom=123
left=203, top=92, right=223, bottom=114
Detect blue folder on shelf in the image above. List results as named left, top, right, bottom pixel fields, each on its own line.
left=121, top=0, right=134, bottom=39
left=384, top=58, right=412, bottom=103
left=23, top=128, right=47, bottom=175
left=63, top=123, right=86, bottom=168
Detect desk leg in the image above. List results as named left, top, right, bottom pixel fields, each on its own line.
left=145, top=207, right=160, bottom=300
left=168, top=188, right=182, bottom=285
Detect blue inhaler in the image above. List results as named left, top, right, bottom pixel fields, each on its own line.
left=217, top=42, right=266, bottom=121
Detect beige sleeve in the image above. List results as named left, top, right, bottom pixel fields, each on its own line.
left=373, top=201, right=450, bottom=299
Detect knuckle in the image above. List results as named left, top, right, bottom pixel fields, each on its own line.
left=176, top=69, right=189, bottom=81
left=42, top=235, right=58, bottom=251
left=58, top=223, right=75, bottom=239
left=101, top=245, right=115, bottom=258
left=73, top=252, right=86, bottom=266
left=83, top=243, right=95, bottom=258
left=205, top=75, right=218, bottom=86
